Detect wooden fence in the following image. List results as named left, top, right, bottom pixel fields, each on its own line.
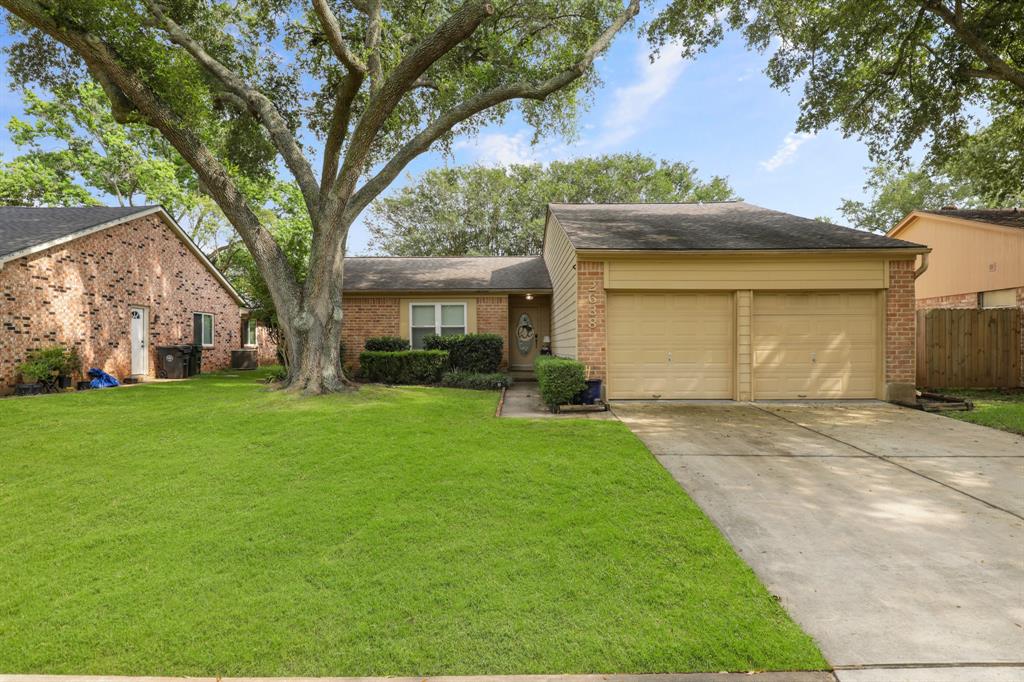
left=916, top=307, right=1021, bottom=388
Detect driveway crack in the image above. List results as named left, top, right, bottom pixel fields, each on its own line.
left=752, top=405, right=1024, bottom=522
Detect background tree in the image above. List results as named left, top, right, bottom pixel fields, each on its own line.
left=369, top=154, right=736, bottom=255
left=2, top=0, right=642, bottom=393
left=839, top=115, right=1024, bottom=233
left=647, top=0, right=1023, bottom=166
left=0, top=83, right=229, bottom=250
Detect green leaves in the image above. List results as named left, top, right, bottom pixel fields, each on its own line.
left=368, top=153, right=738, bottom=256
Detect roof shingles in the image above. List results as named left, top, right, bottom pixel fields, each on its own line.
left=343, top=256, right=552, bottom=292
left=0, top=206, right=159, bottom=260
left=919, top=208, right=1024, bottom=230
left=550, top=201, right=925, bottom=251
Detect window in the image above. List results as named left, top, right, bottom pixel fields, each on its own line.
left=410, top=303, right=466, bottom=348
left=244, top=319, right=258, bottom=347
left=193, top=312, right=214, bottom=347
left=979, top=288, right=1016, bottom=309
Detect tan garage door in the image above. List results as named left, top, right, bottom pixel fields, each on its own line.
left=607, top=292, right=733, bottom=399
left=753, top=291, right=880, bottom=399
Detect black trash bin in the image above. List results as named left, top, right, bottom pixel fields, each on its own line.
left=231, top=348, right=258, bottom=370
left=188, top=345, right=203, bottom=376
left=156, top=345, right=189, bottom=379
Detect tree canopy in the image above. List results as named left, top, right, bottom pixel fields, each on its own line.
left=369, top=154, right=737, bottom=256
left=0, top=0, right=643, bottom=391
left=0, top=82, right=228, bottom=249
left=647, top=0, right=1023, bottom=165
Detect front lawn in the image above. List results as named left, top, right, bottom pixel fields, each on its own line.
left=0, top=370, right=824, bottom=675
left=938, top=388, right=1024, bottom=435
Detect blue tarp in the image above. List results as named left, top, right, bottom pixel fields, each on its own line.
left=87, top=367, right=120, bottom=389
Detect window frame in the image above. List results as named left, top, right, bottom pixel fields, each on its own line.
left=244, top=318, right=258, bottom=347
left=195, top=312, right=215, bottom=347
left=408, top=302, right=467, bottom=349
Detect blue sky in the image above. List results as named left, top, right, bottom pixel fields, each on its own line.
left=0, top=11, right=878, bottom=255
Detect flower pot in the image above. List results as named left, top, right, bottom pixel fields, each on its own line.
left=57, top=375, right=72, bottom=389
left=15, top=382, right=43, bottom=396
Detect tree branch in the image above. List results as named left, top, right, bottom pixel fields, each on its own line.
left=920, top=0, right=1024, bottom=91
left=312, top=0, right=367, bottom=74
left=320, top=71, right=363, bottom=193
left=141, top=0, right=322, bottom=214
left=364, top=0, right=383, bottom=94
left=331, top=0, right=497, bottom=205
left=344, top=0, right=641, bottom=222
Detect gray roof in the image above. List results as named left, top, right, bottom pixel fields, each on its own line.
left=0, top=206, right=157, bottom=260
left=919, top=208, right=1024, bottom=230
left=549, top=201, right=925, bottom=251
left=344, top=256, right=552, bottom=292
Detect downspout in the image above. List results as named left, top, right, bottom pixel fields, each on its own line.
left=914, top=252, right=929, bottom=279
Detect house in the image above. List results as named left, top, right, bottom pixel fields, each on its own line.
left=0, top=206, right=273, bottom=393
left=887, top=206, right=1023, bottom=387
left=342, top=201, right=927, bottom=403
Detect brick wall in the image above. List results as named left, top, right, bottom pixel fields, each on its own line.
left=475, top=296, right=509, bottom=369
left=916, top=292, right=978, bottom=309
left=576, top=260, right=606, bottom=381
left=340, top=296, right=401, bottom=370
left=0, top=214, right=242, bottom=392
left=1019, top=287, right=1024, bottom=387
left=885, top=259, right=917, bottom=401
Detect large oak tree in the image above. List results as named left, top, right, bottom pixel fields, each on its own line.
left=1, top=0, right=640, bottom=393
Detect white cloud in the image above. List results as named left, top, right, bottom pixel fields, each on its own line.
left=455, top=131, right=540, bottom=166
left=759, top=132, right=816, bottom=172
left=595, top=41, right=688, bottom=148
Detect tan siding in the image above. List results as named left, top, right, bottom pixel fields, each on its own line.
left=605, top=255, right=886, bottom=290
left=544, top=214, right=577, bottom=357
left=735, top=290, right=752, bottom=400
left=894, top=215, right=1023, bottom=300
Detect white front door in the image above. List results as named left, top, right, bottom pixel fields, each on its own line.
left=130, top=306, right=148, bottom=375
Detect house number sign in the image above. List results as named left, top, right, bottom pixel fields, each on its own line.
left=587, top=279, right=599, bottom=329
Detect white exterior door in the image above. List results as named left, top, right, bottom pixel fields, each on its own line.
left=130, top=306, right=148, bottom=375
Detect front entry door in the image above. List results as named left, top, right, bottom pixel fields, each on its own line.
left=130, top=306, right=148, bottom=375
left=509, top=301, right=548, bottom=370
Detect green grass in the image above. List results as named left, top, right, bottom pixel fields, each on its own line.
left=938, top=388, right=1024, bottom=435
left=0, top=369, right=825, bottom=675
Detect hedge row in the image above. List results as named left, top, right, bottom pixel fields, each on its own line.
left=534, top=355, right=587, bottom=409
left=440, top=371, right=513, bottom=390
left=364, top=336, right=409, bottom=352
left=359, top=350, right=448, bottom=384
left=423, top=333, right=503, bottom=373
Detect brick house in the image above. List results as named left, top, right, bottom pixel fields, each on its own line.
left=0, top=206, right=271, bottom=393
left=343, top=201, right=926, bottom=403
left=887, top=207, right=1023, bottom=386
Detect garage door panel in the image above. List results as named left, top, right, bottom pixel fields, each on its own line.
left=754, top=291, right=880, bottom=400
left=608, top=292, right=734, bottom=399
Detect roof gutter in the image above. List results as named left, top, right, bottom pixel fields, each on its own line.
left=914, top=252, right=930, bottom=279
left=573, top=247, right=932, bottom=257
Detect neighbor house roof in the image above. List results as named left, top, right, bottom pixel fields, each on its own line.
left=916, top=208, right=1024, bottom=230
left=343, top=256, right=552, bottom=292
left=548, top=201, right=926, bottom=252
left=0, top=205, right=245, bottom=306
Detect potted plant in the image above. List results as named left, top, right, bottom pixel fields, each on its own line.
left=14, top=359, right=47, bottom=396
left=59, top=347, right=82, bottom=389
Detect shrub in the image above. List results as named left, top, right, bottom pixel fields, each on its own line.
left=423, top=333, right=503, bottom=373
left=364, top=336, right=410, bottom=352
left=534, top=356, right=587, bottom=409
left=17, top=345, right=77, bottom=383
left=359, top=350, right=448, bottom=384
left=440, top=371, right=513, bottom=390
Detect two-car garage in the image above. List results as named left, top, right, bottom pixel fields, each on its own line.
left=606, top=289, right=882, bottom=400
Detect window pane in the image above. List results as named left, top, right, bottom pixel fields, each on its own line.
left=441, top=304, right=464, bottom=326
left=411, top=305, right=435, bottom=326
left=411, top=327, right=434, bottom=349
left=440, top=327, right=464, bottom=337
left=203, top=315, right=214, bottom=345
left=246, top=320, right=257, bottom=345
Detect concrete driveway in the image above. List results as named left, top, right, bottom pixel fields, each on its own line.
left=612, top=401, right=1024, bottom=682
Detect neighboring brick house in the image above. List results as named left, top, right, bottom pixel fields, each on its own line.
left=888, top=207, right=1024, bottom=386
left=0, top=206, right=272, bottom=393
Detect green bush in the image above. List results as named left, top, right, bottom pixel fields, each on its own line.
left=534, top=356, right=587, bottom=409
left=440, top=371, right=513, bottom=390
left=359, top=350, right=449, bottom=384
left=364, top=336, right=410, bottom=352
left=423, top=333, right=503, bottom=373
left=17, top=345, right=78, bottom=383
